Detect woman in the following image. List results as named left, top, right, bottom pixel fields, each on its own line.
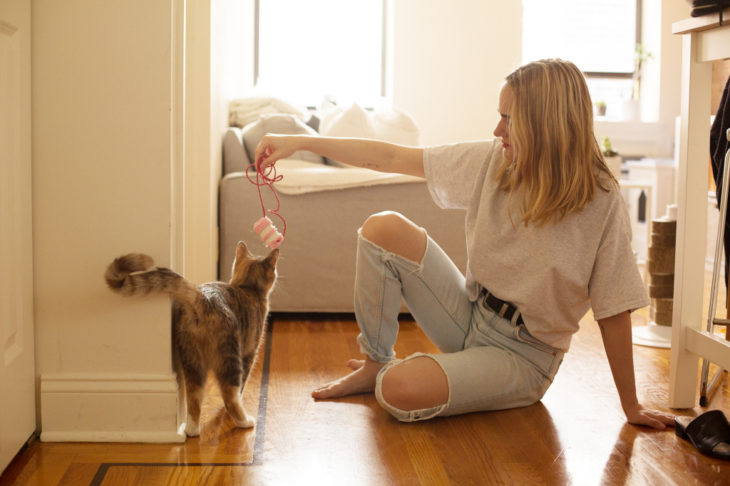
left=255, top=59, right=674, bottom=429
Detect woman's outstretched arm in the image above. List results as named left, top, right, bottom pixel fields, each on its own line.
left=255, top=134, right=425, bottom=178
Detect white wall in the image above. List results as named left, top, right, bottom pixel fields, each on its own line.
left=33, top=0, right=184, bottom=441
left=390, top=1, right=522, bottom=145
left=31, top=0, right=253, bottom=443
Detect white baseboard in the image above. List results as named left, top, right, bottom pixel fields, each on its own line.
left=40, top=429, right=186, bottom=443
left=40, top=372, right=185, bottom=443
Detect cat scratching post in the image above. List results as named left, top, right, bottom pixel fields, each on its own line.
left=633, top=205, right=677, bottom=348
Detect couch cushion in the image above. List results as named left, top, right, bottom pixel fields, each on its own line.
left=241, top=114, right=325, bottom=166
left=270, top=158, right=423, bottom=195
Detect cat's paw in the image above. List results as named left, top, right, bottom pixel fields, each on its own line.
left=233, top=414, right=256, bottom=429
left=185, top=419, right=201, bottom=437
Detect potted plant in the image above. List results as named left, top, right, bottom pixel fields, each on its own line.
left=631, top=43, right=653, bottom=100
left=620, top=43, right=653, bottom=121
left=594, top=100, right=607, bottom=117
left=602, top=136, right=622, bottom=178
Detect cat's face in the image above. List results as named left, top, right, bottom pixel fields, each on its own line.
left=230, top=241, right=279, bottom=293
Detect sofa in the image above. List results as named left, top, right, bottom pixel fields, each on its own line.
left=218, top=98, right=468, bottom=313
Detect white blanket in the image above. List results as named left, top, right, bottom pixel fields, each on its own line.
left=260, top=159, right=424, bottom=195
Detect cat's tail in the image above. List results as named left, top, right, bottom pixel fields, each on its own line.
left=105, top=253, right=200, bottom=304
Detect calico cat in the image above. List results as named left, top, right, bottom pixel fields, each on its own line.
left=104, top=241, right=278, bottom=437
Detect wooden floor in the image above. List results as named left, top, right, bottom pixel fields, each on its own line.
left=1, top=310, right=729, bottom=485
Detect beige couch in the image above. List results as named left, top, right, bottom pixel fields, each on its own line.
left=218, top=106, right=467, bottom=313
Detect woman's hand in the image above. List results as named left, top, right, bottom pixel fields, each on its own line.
left=254, top=134, right=304, bottom=171
left=624, top=403, right=675, bottom=430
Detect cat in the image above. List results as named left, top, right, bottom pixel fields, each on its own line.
left=104, top=241, right=279, bottom=437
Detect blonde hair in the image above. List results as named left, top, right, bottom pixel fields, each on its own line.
left=496, top=59, right=617, bottom=226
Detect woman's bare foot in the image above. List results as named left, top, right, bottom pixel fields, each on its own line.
left=312, top=357, right=385, bottom=399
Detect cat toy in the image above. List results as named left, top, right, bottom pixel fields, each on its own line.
left=247, top=159, right=286, bottom=249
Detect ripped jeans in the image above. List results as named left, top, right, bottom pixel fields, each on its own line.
left=354, top=232, right=564, bottom=422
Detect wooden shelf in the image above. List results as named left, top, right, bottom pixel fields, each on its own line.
left=673, top=8, right=730, bottom=35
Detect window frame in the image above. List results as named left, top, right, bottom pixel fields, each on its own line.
left=580, top=0, right=642, bottom=81
left=522, top=0, right=642, bottom=80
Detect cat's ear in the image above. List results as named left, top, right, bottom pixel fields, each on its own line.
left=265, top=249, right=279, bottom=266
left=235, top=241, right=250, bottom=261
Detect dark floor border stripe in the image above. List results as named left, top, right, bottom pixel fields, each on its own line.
left=89, top=319, right=276, bottom=486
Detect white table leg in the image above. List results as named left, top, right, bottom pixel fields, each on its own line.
left=669, top=32, right=712, bottom=409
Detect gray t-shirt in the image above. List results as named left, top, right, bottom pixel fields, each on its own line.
left=424, top=139, right=649, bottom=351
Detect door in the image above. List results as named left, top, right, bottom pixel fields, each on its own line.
left=0, top=0, right=35, bottom=474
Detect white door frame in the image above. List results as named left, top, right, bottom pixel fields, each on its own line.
left=0, top=0, right=35, bottom=473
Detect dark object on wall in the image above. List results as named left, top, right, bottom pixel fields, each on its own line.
left=689, top=1, right=729, bottom=23
left=637, top=190, right=647, bottom=223
left=710, top=75, right=730, bottom=287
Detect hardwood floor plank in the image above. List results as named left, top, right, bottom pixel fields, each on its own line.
left=55, top=463, right=99, bottom=486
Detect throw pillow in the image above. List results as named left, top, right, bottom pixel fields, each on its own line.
left=241, top=114, right=324, bottom=166
left=229, top=96, right=310, bottom=128
left=371, top=108, right=420, bottom=146
left=319, top=102, right=377, bottom=167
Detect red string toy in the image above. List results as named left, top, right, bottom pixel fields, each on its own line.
left=247, top=159, right=285, bottom=249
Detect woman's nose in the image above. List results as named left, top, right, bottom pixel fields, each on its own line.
left=494, top=120, right=504, bottom=138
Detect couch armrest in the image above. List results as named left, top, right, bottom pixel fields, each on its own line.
left=222, top=127, right=250, bottom=175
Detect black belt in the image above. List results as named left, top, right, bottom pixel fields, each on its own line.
left=481, top=288, right=524, bottom=325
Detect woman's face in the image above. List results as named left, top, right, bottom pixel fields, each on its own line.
left=493, top=83, right=514, bottom=162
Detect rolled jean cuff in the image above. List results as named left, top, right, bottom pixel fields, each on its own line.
left=356, top=332, right=394, bottom=364
left=374, top=353, right=450, bottom=422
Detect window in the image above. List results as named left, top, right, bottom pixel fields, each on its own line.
left=522, top=0, right=640, bottom=119
left=255, top=0, right=386, bottom=108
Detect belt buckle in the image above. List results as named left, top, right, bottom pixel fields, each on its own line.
left=482, top=290, right=493, bottom=312
left=484, top=290, right=507, bottom=317
left=484, top=289, right=521, bottom=325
